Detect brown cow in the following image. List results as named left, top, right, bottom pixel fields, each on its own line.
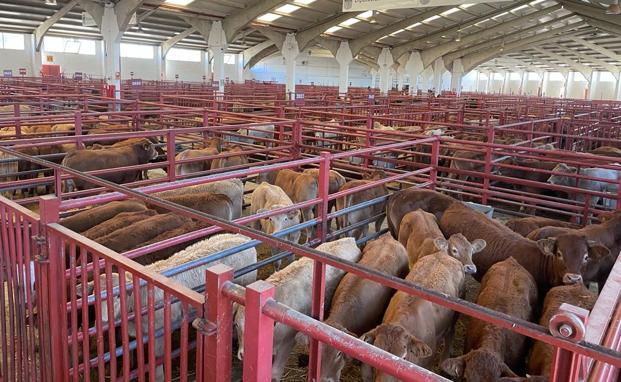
left=398, top=209, right=485, bottom=270
left=505, top=216, right=578, bottom=237
left=61, top=139, right=158, bottom=191
left=175, top=138, right=220, bottom=175
left=439, top=202, right=576, bottom=288
left=303, top=168, right=346, bottom=211
left=296, top=234, right=409, bottom=382
left=527, top=213, right=621, bottom=288
left=210, top=144, right=248, bottom=170
left=441, top=257, right=538, bottom=381
left=336, top=173, right=388, bottom=240
left=590, top=146, right=621, bottom=158
left=60, top=201, right=149, bottom=233
left=361, top=248, right=471, bottom=381
left=82, top=210, right=158, bottom=241
left=499, top=158, right=562, bottom=214
left=148, top=192, right=233, bottom=220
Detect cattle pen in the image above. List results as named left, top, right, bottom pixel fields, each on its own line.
left=0, top=86, right=621, bottom=382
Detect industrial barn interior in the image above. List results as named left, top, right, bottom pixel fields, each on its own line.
left=0, top=0, right=621, bottom=381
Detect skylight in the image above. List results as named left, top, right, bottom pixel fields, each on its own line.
left=359, top=10, right=374, bottom=18
left=407, top=22, right=423, bottom=29
left=256, top=13, right=281, bottom=22
left=511, top=4, right=530, bottom=12
left=460, top=3, right=475, bottom=9
left=441, top=8, right=461, bottom=16
left=294, top=0, right=316, bottom=3
left=325, top=26, right=342, bottom=33
left=165, top=0, right=194, bottom=5
left=422, top=15, right=441, bottom=23
left=276, top=4, right=300, bottom=13
left=389, top=29, right=406, bottom=36
left=340, top=18, right=361, bottom=26
left=529, top=0, right=546, bottom=5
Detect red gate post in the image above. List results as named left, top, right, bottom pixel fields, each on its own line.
left=14, top=103, right=21, bottom=139
left=430, top=138, right=440, bottom=190
left=74, top=111, right=83, bottom=149
left=243, top=281, right=275, bottom=382
left=167, top=130, right=176, bottom=182
left=36, top=196, right=63, bottom=382
left=482, top=127, right=495, bottom=205
left=292, top=119, right=302, bottom=160
left=549, top=303, right=590, bottom=382
left=203, top=264, right=234, bottom=382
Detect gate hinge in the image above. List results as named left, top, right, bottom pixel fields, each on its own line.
left=192, top=318, right=218, bottom=336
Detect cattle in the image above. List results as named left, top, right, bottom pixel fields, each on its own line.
left=511, top=284, right=597, bottom=381
left=439, top=202, right=579, bottom=288
left=61, top=139, right=158, bottom=191
left=175, top=138, right=220, bottom=176
left=303, top=168, right=346, bottom=211
left=548, top=163, right=620, bottom=211
left=505, top=216, right=578, bottom=237
left=154, top=179, right=244, bottom=220
left=526, top=212, right=621, bottom=289
left=398, top=209, right=485, bottom=270
left=82, top=233, right=258, bottom=381
left=296, top=234, right=409, bottom=382
left=360, top=241, right=471, bottom=381
left=210, top=144, right=249, bottom=170
left=386, top=188, right=458, bottom=238
left=590, top=146, right=621, bottom=158
left=148, top=192, right=233, bottom=219
left=336, top=171, right=388, bottom=239
left=234, top=238, right=362, bottom=382
left=82, top=210, right=158, bottom=241
left=441, top=257, right=538, bottom=381
left=0, top=152, right=18, bottom=198
left=230, top=123, right=275, bottom=145
left=60, top=200, right=149, bottom=233
left=250, top=182, right=301, bottom=257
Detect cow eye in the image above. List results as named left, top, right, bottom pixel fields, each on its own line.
left=583, top=253, right=589, bottom=263
left=556, top=250, right=563, bottom=258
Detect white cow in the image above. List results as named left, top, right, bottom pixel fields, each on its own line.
left=234, top=237, right=362, bottom=382
left=548, top=163, right=620, bottom=211
left=250, top=182, right=301, bottom=247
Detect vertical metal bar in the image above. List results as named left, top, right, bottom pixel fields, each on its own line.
left=549, top=304, right=589, bottom=382
left=430, top=138, right=440, bottom=190
left=118, top=270, right=131, bottom=382
left=164, top=292, right=172, bottom=381
left=79, top=247, right=91, bottom=382
left=14, top=103, right=21, bottom=138
left=293, top=120, right=302, bottom=160
left=167, top=130, right=176, bottom=182
left=482, top=127, right=494, bottom=205
left=132, top=272, right=146, bottom=382
left=243, top=281, right=275, bottom=382
left=75, top=111, right=83, bottom=149
left=54, top=169, right=62, bottom=199
left=205, top=265, right=234, bottom=382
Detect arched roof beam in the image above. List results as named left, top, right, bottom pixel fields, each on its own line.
left=553, top=46, right=620, bottom=78
left=161, top=27, right=198, bottom=57
left=246, top=44, right=279, bottom=69
left=461, top=22, right=587, bottom=73
left=34, top=0, right=78, bottom=51
left=222, top=0, right=286, bottom=43
left=180, top=16, right=212, bottom=41
left=532, top=47, right=592, bottom=80
left=570, top=36, right=621, bottom=63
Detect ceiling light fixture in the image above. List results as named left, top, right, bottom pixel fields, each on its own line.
left=606, top=0, right=621, bottom=14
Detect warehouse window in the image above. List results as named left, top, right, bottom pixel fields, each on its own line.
left=549, top=72, right=565, bottom=81
left=120, top=43, right=153, bottom=59
left=0, top=32, right=25, bottom=50
left=44, top=36, right=96, bottom=55
left=224, top=53, right=236, bottom=65
left=599, top=72, right=616, bottom=82
left=167, top=48, right=201, bottom=62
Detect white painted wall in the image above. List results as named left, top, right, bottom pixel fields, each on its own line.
left=41, top=39, right=104, bottom=78
left=122, top=57, right=158, bottom=80
left=250, top=53, right=372, bottom=87
left=1, top=34, right=35, bottom=76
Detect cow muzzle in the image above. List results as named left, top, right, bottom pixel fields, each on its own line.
left=563, top=273, right=583, bottom=285
left=464, top=264, right=477, bottom=275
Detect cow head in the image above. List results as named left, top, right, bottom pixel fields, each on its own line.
left=446, top=234, right=486, bottom=275
left=548, top=163, right=577, bottom=187
left=441, top=349, right=518, bottom=382
left=363, top=170, right=386, bottom=181
left=135, top=139, right=158, bottom=161
left=257, top=206, right=301, bottom=235
left=295, top=324, right=354, bottom=382
left=537, top=234, right=610, bottom=285
left=360, top=324, right=432, bottom=382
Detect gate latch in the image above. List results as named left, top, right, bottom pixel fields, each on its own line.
left=192, top=318, right=218, bottom=336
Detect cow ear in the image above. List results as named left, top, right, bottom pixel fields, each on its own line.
left=587, top=240, right=611, bottom=259
left=287, top=210, right=300, bottom=220
left=434, top=238, right=449, bottom=252
left=471, top=239, right=487, bottom=253
left=407, top=335, right=432, bottom=360
left=360, top=328, right=377, bottom=345
left=441, top=356, right=466, bottom=379
left=536, top=238, right=557, bottom=256
left=142, top=141, right=150, bottom=150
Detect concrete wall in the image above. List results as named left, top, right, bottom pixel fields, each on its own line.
left=1, top=34, right=35, bottom=76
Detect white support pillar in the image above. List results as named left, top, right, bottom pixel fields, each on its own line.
left=203, top=51, right=210, bottom=82
left=450, top=58, right=464, bottom=95
left=564, top=71, right=574, bottom=98
left=208, top=21, right=227, bottom=93
left=589, top=71, right=600, bottom=100
left=156, top=46, right=165, bottom=80
left=519, top=71, right=527, bottom=95
left=281, top=33, right=299, bottom=98
left=616, top=72, right=621, bottom=101
left=30, top=35, right=42, bottom=77
left=370, top=69, right=377, bottom=88
left=475, top=71, right=481, bottom=92
left=234, top=53, right=243, bottom=83
left=396, top=65, right=405, bottom=91
left=405, top=51, right=423, bottom=95
left=541, top=72, right=549, bottom=97
left=101, top=4, right=124, bottom=99
left=485, top=72, right=492, bottom=94
left=501, top=71, right=510, bottom=94
left=432, top=57, right=446, bottom=95
left=377, top=48, right=393, bottom=95
left=335, top=41, right=353, bottom=95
